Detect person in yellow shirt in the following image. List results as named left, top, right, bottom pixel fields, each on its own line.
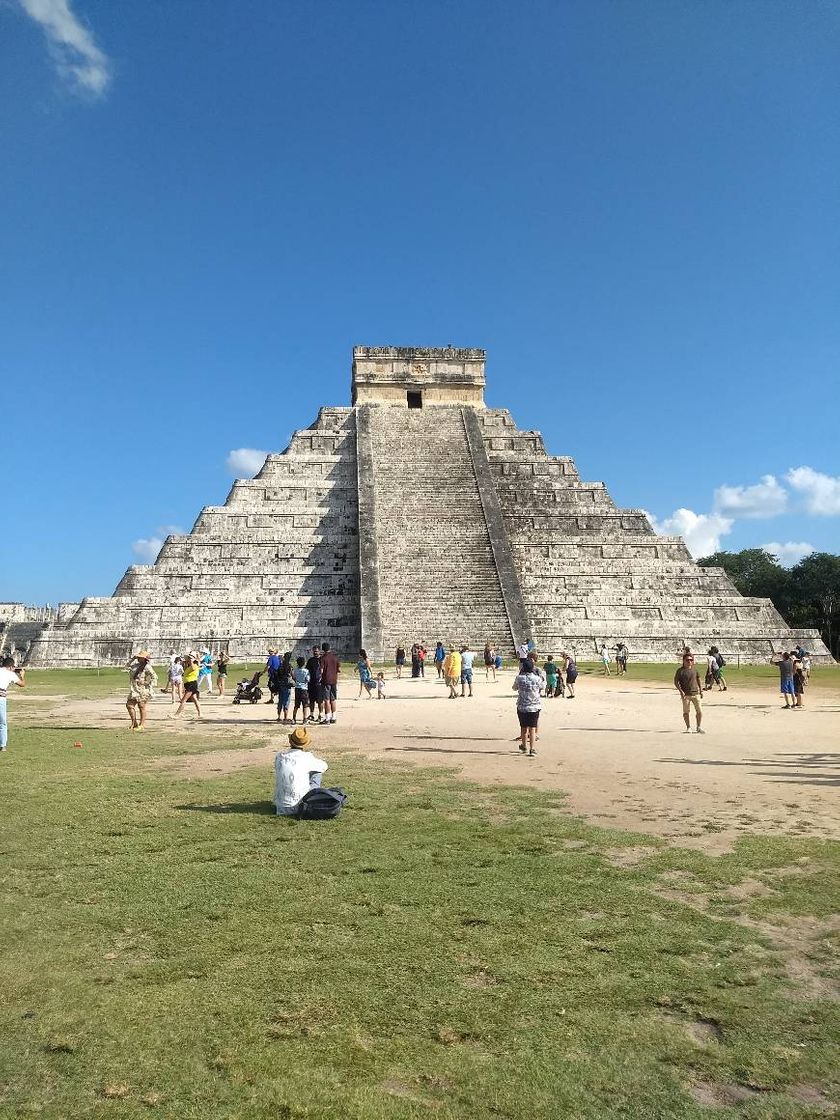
left=443, top=646, right=461, bottom=698
left=174, top=653, right=202, bottom=719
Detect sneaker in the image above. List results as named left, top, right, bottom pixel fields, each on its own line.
left=695, top=728, right=705, bottom=734
left=683, top=728, right=692, bottom=733
left=518, top=744, right=527, bottom=753
left=330, top=716, right=336, bottom=724
left=528, top=749, right=537, bottom=757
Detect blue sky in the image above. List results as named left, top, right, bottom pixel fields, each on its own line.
left=2, top=0, right=838, bottom=604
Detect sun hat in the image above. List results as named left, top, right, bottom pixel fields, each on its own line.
left=135, top=650, right=152, bottom=660
left=288, top=727, right=311, bottom=748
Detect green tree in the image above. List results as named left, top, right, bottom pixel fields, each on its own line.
left=789, top=552, right=840, bottom=657
left=697, top=548, right=790, bottom=603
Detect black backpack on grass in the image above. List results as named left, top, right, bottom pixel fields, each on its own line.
left=297, top=787, right=348, bottom=820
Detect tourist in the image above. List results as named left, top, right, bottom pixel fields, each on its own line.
left=544, top=655, right=559, bottom=697
left=614, top=643, right=628, bottom=675
left=418, top=643, right=427, bottom=677
left=0, top=655, right=25, bottom=751
left=376, top=671, right=387, bottom=699
left=292, top=657, right=310, bottom=723
left=266, top=647, right=281, bottom=704
left=674, top=652, right=704, bottom=734
left=276, top=652, right=293, bottom=723
left=517, top=639, right=530, bottom=670
left=704, top=648, right=718, bottom=691
left=793, top=657, right=806, bottom=709
left=319, top=642, right=340, bottom=724
left=306, top=646, right=323, bottom=724
left=170, top=655, right=184, bottom=703
left=164, top=647, right=178, bottom=696
left=599, top=644, right=611, bottom=676
left=356, top=649, right=375, bottom=699
left=443, top=645, right=461, bottom=699
left=273, top=727, right=329, bottom=816
left=434, top=641, right=446, bottom=678
left=793, top=644, right=812, bottom=680
left=395, top=644, right=406, bottom=678
left=771, top=651, right=796, bottom=710
left=216, top=649, right=229, bottom=697
left=563, top=652, right=577, bottom=698
left=174, top=653, right=202, bottom=719
left=484, top=642, right=496, bottom=681
left=513, top=658, right=544, bottom=756
left=198, top=648, right=213, bottom=694
left=460, top=644, right=476, bottom=697
left=708, top=647, right=727, bottom=692
left=410, top=643, right=421, bottom=679
left=125, top=650, right=158, bottom=731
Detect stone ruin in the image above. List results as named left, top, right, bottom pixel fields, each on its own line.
left=25, top=346, right=830, bottom=666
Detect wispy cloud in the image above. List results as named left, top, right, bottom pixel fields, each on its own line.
left=763, top=541, right=815, bottom=567
left=714, top=474, right=787, bottom=519
left=131, top=525, right=182, bottom=564
left=646, top=509, right=733, bottom=558
left=226, top=448, right=267, bottom=478
left=786, top=466, right=840, bottom=516
left=18, top=0, right=112, bottom=97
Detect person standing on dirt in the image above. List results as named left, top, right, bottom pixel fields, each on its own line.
left=126, top=650, right=158, bottom=731
left=674, top=652, right=704, bottom=734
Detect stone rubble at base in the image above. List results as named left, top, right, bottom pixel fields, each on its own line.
left=23, top=347, right=831, bottom=666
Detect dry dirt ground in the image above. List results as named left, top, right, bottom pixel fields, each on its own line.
left=20, top=669, right=839, bottom=855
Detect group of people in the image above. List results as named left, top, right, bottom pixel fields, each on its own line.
left=264, top=644, right=341, bottom=725
left=598, top=643, right=629, bottom=676
left=771, top=646, right=810, bottom=710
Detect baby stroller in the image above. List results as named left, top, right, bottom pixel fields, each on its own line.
left=233, top=670, right=263, bottom=704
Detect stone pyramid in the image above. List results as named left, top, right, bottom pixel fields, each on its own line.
left=27, top=347, right=829, bottom=666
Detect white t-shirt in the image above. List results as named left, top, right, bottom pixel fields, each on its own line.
left=273, top=749, right=328, bottom=816
left=461, top=650, right=476, bottom=671
left=0, top=668, right=23, bottom=694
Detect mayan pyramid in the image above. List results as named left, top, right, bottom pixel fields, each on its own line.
left=27, top=347, right=829, bottom=666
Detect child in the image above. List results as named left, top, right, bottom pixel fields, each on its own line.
left=292, top=657, right=310, bottom=724
left=376, top=671, right=387, bottom=699
left=793, top=659, right=806, bottom=709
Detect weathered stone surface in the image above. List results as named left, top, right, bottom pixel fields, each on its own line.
left=22, top=349, right=831, bottom=665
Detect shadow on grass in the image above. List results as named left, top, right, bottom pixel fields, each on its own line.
left=655, top=752, right=840, bottom=787
left=175, top=801, right=276, bottom=815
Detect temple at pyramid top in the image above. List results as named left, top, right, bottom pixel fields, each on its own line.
left=351, top=345, right=486, bottom=407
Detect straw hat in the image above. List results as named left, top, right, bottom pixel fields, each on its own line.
left=288, top=727, right=311, bottom=748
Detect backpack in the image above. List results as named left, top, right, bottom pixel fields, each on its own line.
left=297, top=786, right=348, bottom=820
left=716, top=654, right=726, bottom=668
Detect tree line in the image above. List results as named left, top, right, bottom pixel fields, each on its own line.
left=697, top=549, right=840, bottom=659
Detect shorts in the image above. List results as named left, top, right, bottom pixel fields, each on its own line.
left=294, top=688, right=309, bottom=705
left=546, top=677, right=558, bottom=692
left=517, top=708, right=540, bottom=729
left=396, top=655, right=406, bottom=666
left=321, top=683, right=337, bottom=702
left=308, top=687, right=321, bottom=707
left=184, top=681, right=199, bottom=696
left=681, top=693, right=702, bottom=717
left=217, top=666, right=227, bottom=677
left=781, top=679, right=795, bottom=695
left=279, top=685, right=292, bottom=708
left=566, top=671, right=577, bottom=683
left=461, top=668, right=473, bottom=684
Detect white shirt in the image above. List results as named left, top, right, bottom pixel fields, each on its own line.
left=273, top=749, right=328, bottom=816
left=513, top=669, right=544, bottom=712
left=0, top=668, right=23, bottom=694
left=461, top=650, right=476, bottom=670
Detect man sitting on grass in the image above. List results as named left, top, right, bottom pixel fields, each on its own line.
left=273, top=727, right=328, bottom=816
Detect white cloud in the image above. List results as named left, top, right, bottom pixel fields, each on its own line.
left=226, top=448, right=267, bottom=478
left=714, top=474, right=787, bottom=519
left=18, top=0, right=111, bottom=97
left=786, top=466, right=840, bottom=516
left=131, top=525, right=182, bottom=564
left=132, top=537, right=163, bottom=563
left=647, top=508, right=733, bottom=558
left=763, top=541, right=816, bottom=568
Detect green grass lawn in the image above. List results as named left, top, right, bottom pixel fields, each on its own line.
left=1, top=721, right=837, bottom=1118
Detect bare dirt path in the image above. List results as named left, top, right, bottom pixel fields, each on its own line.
left=19, top=671, right=839, bottom=854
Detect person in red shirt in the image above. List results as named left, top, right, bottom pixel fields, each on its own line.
left=319, top=642, right=340, bottom=724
